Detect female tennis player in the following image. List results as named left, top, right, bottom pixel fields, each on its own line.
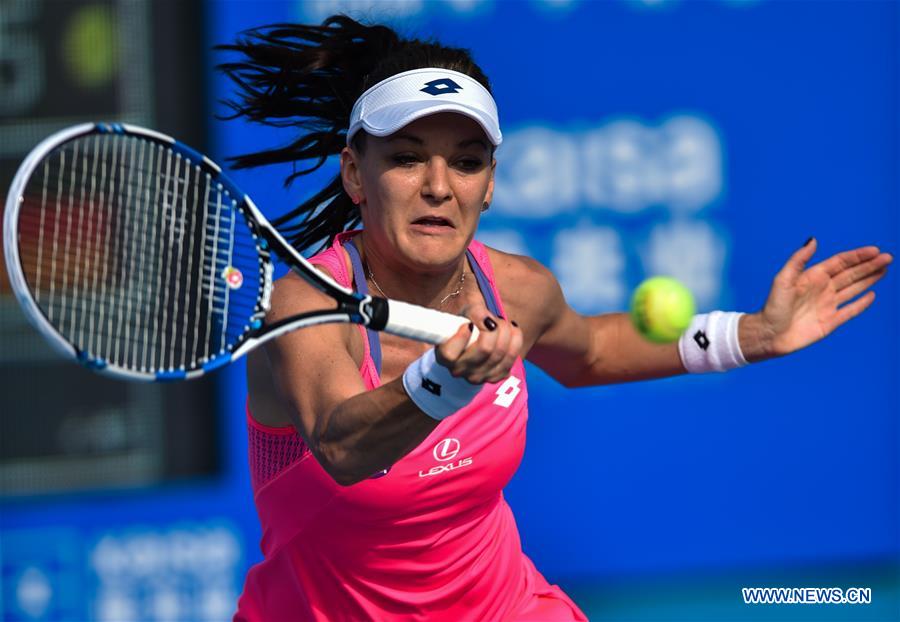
left=221, top=16, right=892, bottom=621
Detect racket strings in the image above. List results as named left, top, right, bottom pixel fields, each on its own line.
left=17, top=133, right=265, bottom=374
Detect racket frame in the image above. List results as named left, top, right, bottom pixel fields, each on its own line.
left=5, top=123, right=467, bottom=383
left=4, top=124, right=96, bottom=367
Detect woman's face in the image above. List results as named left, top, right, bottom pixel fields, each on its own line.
left=341, top=112, right=495, bottom=272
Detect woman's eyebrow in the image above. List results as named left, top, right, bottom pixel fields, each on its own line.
left=458, top=138, right=489, bottom=150
left=386, top=133, right=423, bottom=144
left=385, top=134, right=488, bottom=150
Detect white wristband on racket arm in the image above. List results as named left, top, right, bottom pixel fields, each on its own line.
left=677, top=311, right=748, bottom=373
left=402, top=348, right=481, bottom=421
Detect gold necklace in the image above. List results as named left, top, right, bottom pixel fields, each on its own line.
left=367, top=265, right=467, bottom=308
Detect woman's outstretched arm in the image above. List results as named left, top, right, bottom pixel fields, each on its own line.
left=494, top=240, right=892, bottom=387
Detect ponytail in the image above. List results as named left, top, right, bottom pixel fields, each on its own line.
left=217, top=15, right=492, bottom=254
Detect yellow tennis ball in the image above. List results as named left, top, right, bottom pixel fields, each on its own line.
left=63, top=5, right=117, bottom=89
left=630, top=276, right=696, bottom=343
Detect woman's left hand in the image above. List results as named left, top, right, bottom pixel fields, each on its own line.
left=742, top=238, right=893, bottom=361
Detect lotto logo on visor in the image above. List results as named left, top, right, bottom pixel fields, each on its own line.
left=421, top=78, right=462, bottom=96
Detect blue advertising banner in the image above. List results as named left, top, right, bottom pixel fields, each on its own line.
left=210, top=0, right=898, bottom=577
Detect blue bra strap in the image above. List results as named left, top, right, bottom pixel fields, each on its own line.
left=343, top=238, right=502, bottom=378
left=466, top=249, right=502, bottom=318
left=344, top=238, right=383, bottom=375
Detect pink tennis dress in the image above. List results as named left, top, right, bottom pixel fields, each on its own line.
left=235, top=231, right=588, bottom=621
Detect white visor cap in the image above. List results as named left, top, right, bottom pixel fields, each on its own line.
left=347, top=68, right=502, bottom=147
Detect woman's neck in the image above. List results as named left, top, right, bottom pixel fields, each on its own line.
left=356, top=231, right=471, bottom=311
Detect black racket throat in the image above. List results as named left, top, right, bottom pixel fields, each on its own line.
left=256, top=223, right=390, bottom=333
left=257, top=292, right=389, bottom=336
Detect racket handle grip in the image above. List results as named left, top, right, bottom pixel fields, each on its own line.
left=382, top=299, right=480, bottom=345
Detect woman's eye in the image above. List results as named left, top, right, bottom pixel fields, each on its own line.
left=392, top=154, right=419, bottom=166
left=456, top=158, right=483, bottom=171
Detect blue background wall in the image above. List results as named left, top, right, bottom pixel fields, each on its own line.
left=2, top=1, right=898, bottom=620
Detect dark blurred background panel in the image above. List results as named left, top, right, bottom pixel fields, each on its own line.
left=0, top=0, right=215, bottom=497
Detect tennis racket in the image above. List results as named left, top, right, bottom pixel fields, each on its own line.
left=4, top=123, right=475, bottom=381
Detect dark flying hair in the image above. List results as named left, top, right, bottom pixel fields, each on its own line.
left=216, top=14, right=493, bottom=254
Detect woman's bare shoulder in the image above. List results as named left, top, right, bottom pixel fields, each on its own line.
left=268, top=265, right=336, bottom=316
left=483, top=245, right=560, bottom=297
left=264, top=260, right=364, bottom=357
left=481, top=245, right=566, bottom=340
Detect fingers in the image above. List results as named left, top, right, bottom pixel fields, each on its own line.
left=459, top=313, right=511, bottom=384
left=435, top=321, right=474, bottom=367
left=477, top=319, right=524, bottom=383
left=814, top=245, right=883, bottom=278
left=435, top=304, right=523, bottom=385
left=811, top=244, right=890, bottom=333
left=831, top=290, right=876, bottom=330
left=835, top=268, right=890, bottom=307
left=833, top=251, right=893, bottom=292
left=777, top=237, right=818, bottom=286
left=780, top=241, right=891, bottom=299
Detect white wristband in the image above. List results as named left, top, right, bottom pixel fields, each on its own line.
left=402, top=348, right=482, bottom=421
left=677, top=311, right=748, bottom=373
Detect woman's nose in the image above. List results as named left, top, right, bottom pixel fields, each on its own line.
left=421, top=158, right=452, bottom=203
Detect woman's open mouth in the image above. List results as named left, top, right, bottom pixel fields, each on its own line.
left=410, top=216, right=455, bottom=232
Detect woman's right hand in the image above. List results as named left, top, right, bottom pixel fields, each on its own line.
left=435, top=302, right=523, bottom=384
